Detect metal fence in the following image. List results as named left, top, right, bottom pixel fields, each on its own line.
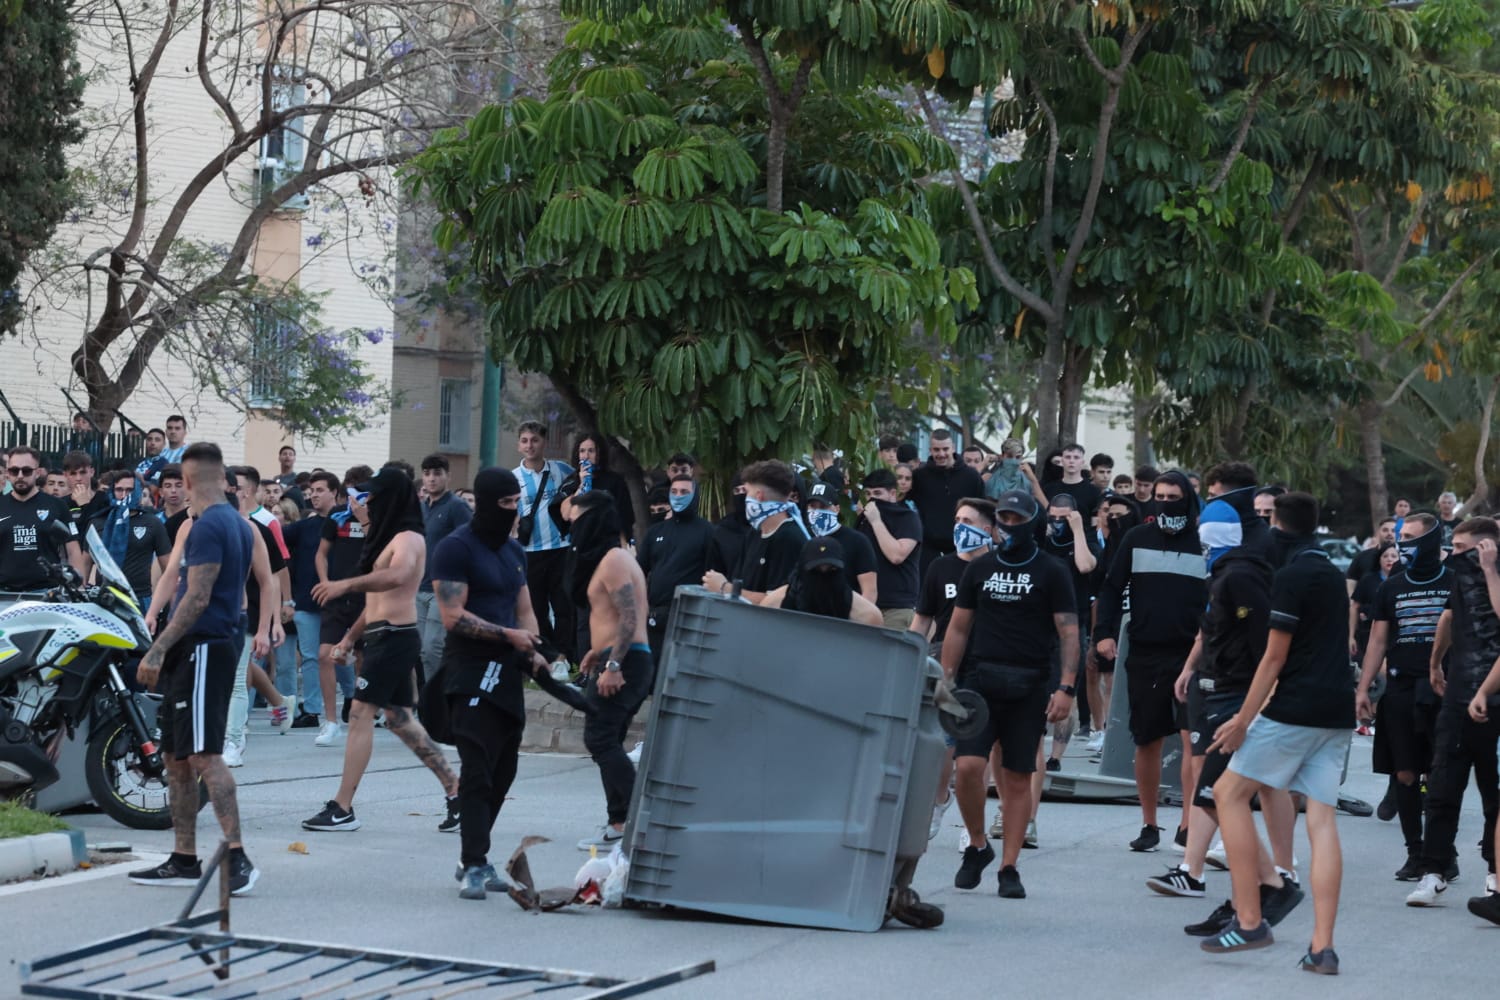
left=0, top=421, right=148, bottom=471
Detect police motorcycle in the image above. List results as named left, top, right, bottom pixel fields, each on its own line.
left=0, top=524, right=203, bottom=829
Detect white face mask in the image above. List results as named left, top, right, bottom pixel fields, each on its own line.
left=745, top=497, right=795, bottom=529
left=807, top=508, right=840, bottom=537
left=953, top=522, right=991, bottom=554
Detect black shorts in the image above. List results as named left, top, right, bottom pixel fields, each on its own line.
left=1190, top=689, right=1247, bottom=810
left=1373, top=679, right=1432, bottom=776
left=954, top=666, right=1050, bottom=774
left=319, top=594, right=366, bottom=646
left=354, top=620, right=420, bottom=708
left=1125, top=644, right=1190, bottom=746
left=156, top=637, right=238, bottom=760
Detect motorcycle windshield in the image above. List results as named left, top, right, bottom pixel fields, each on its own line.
left=86, top=525, right=135, bottom=600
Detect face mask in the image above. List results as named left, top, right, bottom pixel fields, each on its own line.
left=669, top=489, right=694, bottom=514
left=1001, top=457, right=1021, bottom=470
left=807, top=508, right=840, bottom=537
left=1205, top=546, right=1233, bottom=571
left=745, top=497, right=796, bottom=529
left=1397, top=523, right=1442, bottom=576
left=1048, top=517, right=1069, bottom=541
left=649, top=508, right=669, bottom=524
left=1156, top=496, right=1190, bottom=534
left=953, top=522, right=991, bottom=554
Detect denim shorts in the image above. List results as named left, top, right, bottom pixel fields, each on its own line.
left=1228, top=716, right=1351, bottom=806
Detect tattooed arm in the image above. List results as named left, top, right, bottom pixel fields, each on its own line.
left=139, top=560, right=220, bottom=688
left=433, top=578, right=535, bottom=651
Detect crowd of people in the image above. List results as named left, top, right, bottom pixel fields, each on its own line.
left=1, top=417, right=1497, bottom=957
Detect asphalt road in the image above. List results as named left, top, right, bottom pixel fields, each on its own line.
left=3, top=717, right=1495, bottom=998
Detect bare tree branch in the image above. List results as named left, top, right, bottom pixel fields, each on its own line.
left=1207, top=76, right=1266, bottom=195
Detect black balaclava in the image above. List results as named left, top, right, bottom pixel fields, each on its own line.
left=1153, top=470, right=1200, bottom=537
left=1398, top=520, right=1443, bottom=578
left=1269, top=526, right=1318, bottom=567
left=472, top=467, right=522, bottom=549
left=647, top=484, right=670, bottom=524
left=726, top=474, right=748, bottom=527
left=785, top=538, right=854, bottom=621
left=566, top=491, right=622, bottom=608
left=1216, top=483, right=1257, bottom=523
left=1105, top=495, right=1141, bottom=541
left=358, top=466, right=425, bottom=573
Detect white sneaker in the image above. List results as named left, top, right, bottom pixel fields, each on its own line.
left=929, top=796, right=952, bottom=841
left=1405, top=872, right=1447, bottom=907
left=222, top=741, right=244, bottom=768
left=1205, top=839, right=1228, bottom=871
left=626, top=741, right=644, bottom=766
left=269, top=694, right=296, bottom=735
left=315, top=721, right=342, bottom=747
left=1086, top=730, right=1106, bottom=753
left=550, top=659, right=572, bottom=683
left=1485, top=872, right=1497, bottom=896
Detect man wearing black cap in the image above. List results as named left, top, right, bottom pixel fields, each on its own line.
left=804, top=480, right=877, bottom=604
left=639, top=475, right=715, bottom=659
left=432, top=468, right=551, bottom=897
left=859, top=469, right=923, bottom=628
left=942, top=490, right=1079, bottom=900
left=301, top=467, right=459, bottom=833
left=1094, top=471, right=1207, bottom=852
left=762, top=537, right=883, bottom=625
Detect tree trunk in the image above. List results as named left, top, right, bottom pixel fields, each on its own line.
left=1467, top=375, right=1498, bottom=515
left=1057, top=346, right=1090, bottom=445
left=1132, top=392, right=1155, bottom=468
left=1223, top=380, right=1257, bottom=458
left=1358, top=399, right=1389, bottom=533
left=765, top=108, right=788, bottom=214
left=1032, top=319, right=1066, bottom=454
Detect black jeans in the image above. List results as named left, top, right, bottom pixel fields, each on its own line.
left=1420, top=702, right=1499, bottom=875
left=525, top=548, right=575, bottom=660
left=451, top=697, right=524, bottom=869
left=583, top=648, right=653, bottom=825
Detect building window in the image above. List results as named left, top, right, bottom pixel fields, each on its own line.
left=438, top=378, right=471, bottom=451
left=249, top=309, right=300, bottom=408
left=257, top=73, right=309, bottom=211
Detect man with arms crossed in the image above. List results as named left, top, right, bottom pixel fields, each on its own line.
left=130, top=443, right=260, bottom=895
left=301, top=467, right=459, bottom=832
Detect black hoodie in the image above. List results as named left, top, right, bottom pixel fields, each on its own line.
left=1443, top=547, right=1500, bottom=707
left=1094, top=470, right=1206, bottom=650
left=1198, top=548, right=1273, bottom=691
left=639, top=488, right=714, bottom=609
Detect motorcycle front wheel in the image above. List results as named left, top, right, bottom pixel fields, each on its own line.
left=84, top=718, right=207, bottom=830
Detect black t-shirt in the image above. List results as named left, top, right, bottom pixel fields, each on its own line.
left=828, top=526, right=877, bottom=597
left=163, top=509, right=191, bottom=546
left=1044, top=479, right=1104, bottom=517
left=1439, top=518, right=1461, bottom=553
left=320, top=509, right=367, bottom=581
left=431, top=527, right=530, bottom=721
left=1375, top=567, right=1453, bottom=681
left=915, top=552, right=970, bottom=644
left=89, top=510, right=170, bottom=600
left=1262, top=548, right=1354, bottom=729
left=954, top=549, right=1076, bottom=670
left=1040, top=530, right=1099, bottom=630
left=1350, top=570, right=1383, bottom=653
left=1346, top=545, right=1383, bottom=584
left=0, top=491, right=77, bottom=591
left=857, top=503, right=922, bottom=609
left=736, top=518, right=807, bottom=594
left=245, top=519, right=285, bottom=633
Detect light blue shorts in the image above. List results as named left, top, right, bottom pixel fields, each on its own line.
left=1227, top=716, right=1351, bottom=806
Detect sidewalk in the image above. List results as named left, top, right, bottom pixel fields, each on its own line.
left=2, top=718, right=1493, bottom=998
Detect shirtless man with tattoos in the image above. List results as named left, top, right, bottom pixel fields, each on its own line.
left=130, top=443, right=261, bottom=895
left=560, top=489, right=653, bottom=851
left=302, top=467, right=460, bottom=832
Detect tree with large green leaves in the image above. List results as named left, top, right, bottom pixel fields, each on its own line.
left=409, top=10, right=976, bottom=533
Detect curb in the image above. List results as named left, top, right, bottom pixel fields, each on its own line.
left=0, top=828, right=87, bottom=883
left=521, top=689, right=648, bottom=755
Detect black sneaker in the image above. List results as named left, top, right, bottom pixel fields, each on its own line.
left=228, top=850, right=259, bottom=896
left=1376, top=784, right=1396, bottom=821
left=129, top=855, right=202, bottom=887
left=302, top=799, right=361, bottom=832
left=954, top=841, right=996, bottom=890
left=1469, top=892, right=1500, bottom=926
left=341, top=698, right=351, bottom=724
left=887, top=887, right=945, bottom=929
left=1172, top=826, right=1188, bottom=852
left=996, top=865, right=1026, bottom=899
left=1129, top=824, right=1162, bottom=852
left=291, top=711, right=320, bottom=729
left=1394, top=853, right=1423, bottom=881
left=1146, top=865, right=1206, bottom=898
left=438, top=796, right=461, bottom=833
left=1185, top=899, right=1236, bottom=937
left=1299, top=946, right=1339, bottom=975
left=1261, top=878, right=1305, bottom=926
left=1045, top=758, right=1061, bottom=773
left=1200, top=917, right=1273, bottom=953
